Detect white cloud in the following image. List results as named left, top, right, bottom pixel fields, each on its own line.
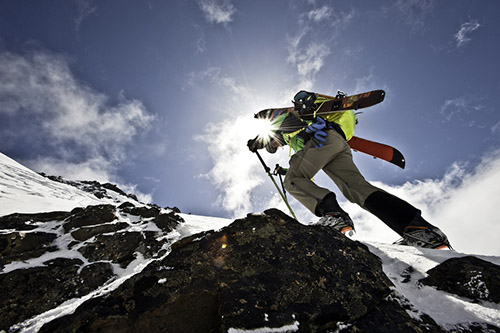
left=198, top=0, right=236, bottom=25
left=308, top=5, right=332, bottom=22
left=286, top=36, right=330, bottom=90
left=455, top=19, right=481, bottom=48
left=192, top=67, right=297, bottom=218
left=422, top=151, right=500, bottom=256
left=387, top=0, right=435, bottom=33
left=440, top=97, right=467, bottom=121
left=343, top=151, right=500, bottom=256
left=440, top=178, right=499, bottom=255
left=331, top=8, right=355, bottom=27
left=73, top=0, right=97, bottom=32
left=118, top=183, right=153, bottom=204
left=194, top=24, right=206, bottom=54
left=28, top=156, right=153, bottom=204
left=286, top=5, right=354, bottom=90
left=353, top=69, right=386, bottom=94
left=296, top=43, right=330, bottom=79
left=0, top=49, right=155, bottom=182
left=198, top=116, right=267, bottom=218
left=491, top=120, right=500, bottom=135
left=29, top=157, right=114, bottom=183
left=192, top=64, right=309, bottom=218
left=440, top=96, right=485, bottom=124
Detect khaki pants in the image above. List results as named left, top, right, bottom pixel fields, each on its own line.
left=284, top=130, right=380, bottom=215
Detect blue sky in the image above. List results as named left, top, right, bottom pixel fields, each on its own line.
left=1, top=1, right=500, bottom=253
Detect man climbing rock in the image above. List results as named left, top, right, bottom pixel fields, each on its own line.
left=248, top=90, right=451, bottom=249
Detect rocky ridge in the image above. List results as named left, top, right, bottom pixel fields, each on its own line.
left=1, top=201, right=499, bottom=332
left=0, top=163, right=499, bottom=332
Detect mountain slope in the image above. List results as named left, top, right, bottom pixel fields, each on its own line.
left=1, top=153, right=111, bottom=215
left=1, top=152, right=499, bottom=332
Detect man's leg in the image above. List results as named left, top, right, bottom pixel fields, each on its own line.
left=320, top=133, right=422, bottom=236
left=320, top=137, right=450, bottom=247
left=321, top=137, right=380, bottom=207
left=283, top=130, right=344, bottom=214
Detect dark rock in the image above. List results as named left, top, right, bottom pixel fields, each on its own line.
left=341, top=292, right=443, bottom=332
left=79, top=262, right=116, bottom=290
left=120, top=205, right=160, bottom=218
left=71, top=222, right=129, bottom=241
left=4, top=202, right=495, bottom=332
left=99, top=182, right=139, bottom=201
left=63, top=205, right=117, bottom=232
left=421, top=256, right=500, bottom=304
left=70, top=207, right=85, bottom=215
left=118, top=202, right=136, bottom=209
left=38, top=174, right=140, bottom=202
left=78, top=231, right=150, bottom=267
left=401, top=266, right=416, bottom=284
left=43, top=174, right=68, bottom=184
left=0, top=211, right=71, bottom=231
left=93, top=190, right=107, bottom=199
left=0, top=258, right=114, bottom=331
left=40, top=209, right=434, bottom=332
left=102, top=182, right=129, bottom=196
left=165, top=206, right=181, bottom=213
left=153, top=212, right=184, bottom=232
left=44, top=257, right=84, bottom=267
left=0, top=231, right=58, bottom=266
left=140, top=231, right=167, bottom=258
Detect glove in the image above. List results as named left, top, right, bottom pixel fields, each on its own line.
left=310, top=130, right=327, bottom=148
left=247, top=137, right=263, bottom=152
left=305, top=117, right=326, bottom=134
left=305, top=118, right=328, bottom=148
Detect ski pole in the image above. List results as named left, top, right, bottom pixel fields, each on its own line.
left=254, top=151, right=297, bottom=220
left=273, top=164, right=290, bottom=201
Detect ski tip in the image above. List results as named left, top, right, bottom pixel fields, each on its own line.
left=391, top=148, right=406, bottom=169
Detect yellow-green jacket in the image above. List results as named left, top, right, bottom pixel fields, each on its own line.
left=269, top=109, right=357, bottom=153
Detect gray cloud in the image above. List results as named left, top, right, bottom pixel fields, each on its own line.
left=0, top=49, right=155, bottom=181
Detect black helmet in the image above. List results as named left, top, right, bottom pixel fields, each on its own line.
left=293, top=90, right=317, bottom=113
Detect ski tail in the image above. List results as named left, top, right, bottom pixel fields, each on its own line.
left=348, top=136, right=405, bottom=169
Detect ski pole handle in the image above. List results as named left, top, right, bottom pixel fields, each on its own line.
left=273, top=164, right=287, bottom=176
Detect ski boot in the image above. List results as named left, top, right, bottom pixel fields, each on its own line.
left=314, top=212, right=355, bottom=235
left=312, top=192, right=355, bottom=235
left=394, top=216, right=452, bottom=250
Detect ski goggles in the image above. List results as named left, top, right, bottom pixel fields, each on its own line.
left=293, top=90, right=315, bottom=103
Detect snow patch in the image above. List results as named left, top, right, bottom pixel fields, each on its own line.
left=228, top=321, right=300, bottom=333
left=366, top=242, right=500, bottom=328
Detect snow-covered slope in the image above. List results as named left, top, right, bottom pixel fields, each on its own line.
left=367, top=242, right=500, bottom=330
left=0, top=152, right=132, bottom=216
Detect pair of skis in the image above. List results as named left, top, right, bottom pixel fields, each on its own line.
left=255, top=90, right=406, bottom=169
